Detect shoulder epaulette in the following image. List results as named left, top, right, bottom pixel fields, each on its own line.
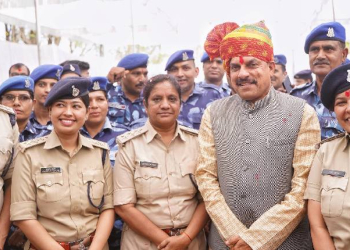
left=315, top=132, right=346, bottom=149
left=88, top=138, right=109, bottom=150
left=290, top=82, right=313, bottom=93
left=117, top=126, right=148, bottom=145
left=19, top=136, right=48, bottom=152
left=0, top=104, right=15, bottom=115
left=179, top=125, right=198, bottom=136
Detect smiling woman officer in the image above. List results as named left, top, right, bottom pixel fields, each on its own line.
left=10, top=77, right=114, bottom=250
left=305, top=62, right=350, bottom=250
left=114, top=74, right=209, bottom=250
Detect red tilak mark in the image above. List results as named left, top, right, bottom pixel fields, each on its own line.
left=345, top=90, right=350, bottom=97
left=239, top=56, right=244, bottom=64
left=18, top=68, right=22, bottom=72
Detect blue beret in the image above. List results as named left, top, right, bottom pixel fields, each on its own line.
left=89, top=76, right=108, bottom=92
left=274, top=54, right=287, bottom=65
left=294, top=69, right=312, bottom=80
left=44, top=77, right=90, bottom=107
left=201, top=52, right=210, bottom=62
left=61, top=64, right=81, bottom=77
left=343, top=58, right=350, bottom=65
left=117, top=53, right=149, bottom=70
left=165, top=49, right=194, bottom=71
left=0, top=76, right=34, bottom=97
left=321, top=63, right=350, bottom=111
left=30, top=64, right=63, bottom=83
left=304, top=22, right=346, bottom=54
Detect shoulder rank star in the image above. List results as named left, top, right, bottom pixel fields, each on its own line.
left=25, top=78, right=31, bottom=88
left=70, top=64, right=75, bottom=71
left=347, top=70, right=350, bottom=83
left=72, top=85, right=80, bottom=97
left=327, top=27, right=335, bottom=38
left=56, top=69, right=61, bottom=77
left=182, top=52, right=189, bottom=61
left=92, top=81, right=100, bottom=90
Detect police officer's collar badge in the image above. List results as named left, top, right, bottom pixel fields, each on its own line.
left=92, top=81, right=100, bottom=90
left=56, top=69, right=61, bottom=77
left=72, top=85, right=80, bottom=97
left=347, top=70, right=350, bottom=82
left=70, top=64, right=75, bottom=71
left=327, top=27, right=335, bottom=38
left=182, top=52, right=189, bottom=61
left=25, top=78, right=31, bottom=88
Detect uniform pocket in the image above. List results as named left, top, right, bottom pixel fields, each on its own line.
left=134, top=161, right=162, bottom=201
left=321, top=175, right=348, bottom=217
left=83, top=170, right=105, bottom=200
left=178, top=160, right=197, bottom=194
left=0, top=139, right=13, bottom=171
left=35, top=173, right=64, bottom=202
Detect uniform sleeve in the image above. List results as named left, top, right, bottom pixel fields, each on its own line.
left=4, top=123, right=19, bottom=183
left=196, top=106, right=248, bottom=241
left=240, top=104, right=321, bottom=250
left=304, top=149, right=323, bottom=202
left=10, top=150, right=38, bottom=221
left=113, top=141, right=137, bottom=206
left=100, top=150, right=114, bottom=212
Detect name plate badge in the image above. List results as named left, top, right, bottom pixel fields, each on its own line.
left=140, top=161, right=158, bottom=168
left=322, top=169, right=345, bottom=177
left=41, top=167, right=62, bottom=174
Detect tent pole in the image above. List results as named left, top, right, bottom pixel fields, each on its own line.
left=34, top=0, right=41, bottom=65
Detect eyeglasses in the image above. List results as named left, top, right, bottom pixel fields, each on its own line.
left=1, top=94, right=32, bottom=103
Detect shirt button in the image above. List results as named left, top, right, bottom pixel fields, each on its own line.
left=245, top=139, right=250, bottom=144
left=248, top=114, right=253, bottom=119
left=47, top=181, right=52, bottom=185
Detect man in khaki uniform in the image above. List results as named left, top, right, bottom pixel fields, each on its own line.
left=0, top=104, right=19, bottom=249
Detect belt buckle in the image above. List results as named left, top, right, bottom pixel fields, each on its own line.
left=170, top=228, right=181, bottom=236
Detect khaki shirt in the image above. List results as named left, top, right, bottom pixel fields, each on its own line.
left=10, top=130, right=113, bottom=247
left=305, top=133, right=350, bottom=250
left=114, top=121, right=205, bottom=250
left=0, top=105, right=19, bottom=212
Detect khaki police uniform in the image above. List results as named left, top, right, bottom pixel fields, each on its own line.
left=10, top=130, right=113, bottom=250
left=0, top=104, right=19, bottom=212
left=114, top=120, right=206, bottom=250
left=305, top=133, right=350, bottom=250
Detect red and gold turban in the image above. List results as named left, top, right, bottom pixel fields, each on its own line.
left=205, top=21, right=274, bottom=74
left=204, top=22, right=240, bottom=60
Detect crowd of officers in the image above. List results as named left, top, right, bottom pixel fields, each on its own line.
left=0, top=19, right=349, bottom=250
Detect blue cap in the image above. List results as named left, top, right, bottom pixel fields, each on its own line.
left=165, top=49, right=194, bottom=71
left=30, top=64, right=63, bottom=83
left=0, top=76, right=34, bottom=97
left=343, top=58, right=350, bottom=65
left=61, top=64, right=81, bottom=77
left=274, top=54, right=287, bottom=65
left=201, top=52, right=210, bottom=62
left=321, top=63, right=350, bottom=111
left=294, top=69, right=312, bottom=80
left=117, top=53, right=149, bottom=70
left=89, top=76, right=108, bottom=92
left=44, top=77, right=90, bottom=107
left=304, top=22, right=346, bottom=54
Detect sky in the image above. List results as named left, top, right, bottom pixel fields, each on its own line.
left=0, top=0, right=349, bottom=80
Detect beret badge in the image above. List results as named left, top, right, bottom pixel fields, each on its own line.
left=182, top=52, right=189, bottom=61
left=56, top=69, right=61, bottom=78
left=25, top=78, right=31, bottom=88
left=347, top=70, right=350, bottom=83
left=327, top=27, right=335, bottom=38
left=92, top=81, right=100, bottom=90
left=72, top=85, right=80, bottom=97
left=70, top=64, right=75, bottom=71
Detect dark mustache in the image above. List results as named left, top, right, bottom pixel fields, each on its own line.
left=313, top=59, right=330, bottom=66
left=236, top=78, right=257, bottom=85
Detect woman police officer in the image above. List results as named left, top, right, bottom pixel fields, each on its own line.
left=10, top=77, right=114, bottom=250
left=113, top=74, right=209, bottom=250
left=305, top=62, right=350, bottom=250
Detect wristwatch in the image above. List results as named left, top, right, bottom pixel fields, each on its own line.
left=78, top=241, right=87, bottom=250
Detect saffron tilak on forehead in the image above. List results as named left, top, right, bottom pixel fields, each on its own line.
left=239, top=56, right=244, bottom=64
